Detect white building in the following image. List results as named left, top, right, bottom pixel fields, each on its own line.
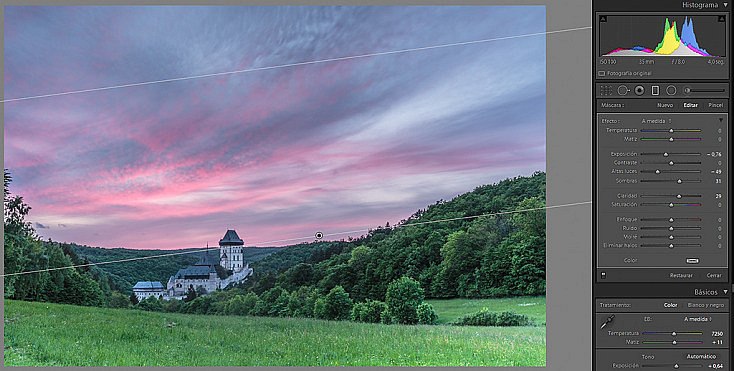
left=134, top=230, right=253, bottom=301
left=219, top=229, right=245, bottom=271
left=132, top=281, right=166, bottom=301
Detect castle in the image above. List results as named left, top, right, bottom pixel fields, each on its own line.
left=133, top=229, right=253, bottom=301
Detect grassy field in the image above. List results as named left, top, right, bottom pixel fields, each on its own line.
left=3, top=299, right=545, bottom=367
left=427, top=296, right=546, bottom=325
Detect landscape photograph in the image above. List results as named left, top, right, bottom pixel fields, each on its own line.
left=3, top=6, right=547, bottom=367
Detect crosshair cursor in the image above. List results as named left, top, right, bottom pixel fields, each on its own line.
left=600, top=314, right=615, bottom=329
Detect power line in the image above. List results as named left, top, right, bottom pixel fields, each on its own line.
left=1, top=200, right=591, bottom=277
left=1, top=25, right=591, bottom=104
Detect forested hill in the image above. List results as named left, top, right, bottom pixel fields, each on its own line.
left=251, top=241, right=349, bottom=274
left=243, top=171, right=546, bottom=301
left=69, top=244, right=283, bottom=293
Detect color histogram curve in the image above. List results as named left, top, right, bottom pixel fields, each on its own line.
left=604, top=17, right=718, bottom=57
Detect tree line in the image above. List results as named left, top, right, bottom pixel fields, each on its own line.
left=123, top=276, right=440, bottom=325
left=119, top=275, right=530, bottom=327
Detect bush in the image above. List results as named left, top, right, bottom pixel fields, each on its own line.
left=451, top=309, right=530, bottom=327
left=225, top=295, right=249, bottom=316
left=380, top=308, right=392, bottom=325
left=138, top=296, right=163, bottom=312
left=269, top=290, right=291, bottom=317
left=351, top=302, right=368, bottom=322
left=107, top=291, right=130, bottom=309
left=252, top=299, right=268, bottom=316
left=300, top=291, right=321, bottom=318
left=364, top=300, right=387, bottom=323
left=313, top=298, right=326, bottom=320
left=255, top=287, right=289, bottom=317
left=324, top=286, right=353, bottom=321
left=417, top=303, right=437, bottom=325
left=162, top=298, right=182, bottom=313
left=385, top=277, right=424, bottom=324
left=181, top=295, right=215, bottom=315
left=288, top=286, right=314, bottom=317
left=241, top=292, right=258, bottom=315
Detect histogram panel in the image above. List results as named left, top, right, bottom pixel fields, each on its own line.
left=599, top=15, right=726, bottom=57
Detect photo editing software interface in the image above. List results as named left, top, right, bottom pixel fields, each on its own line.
left=593, top=0, right=732, bottom=370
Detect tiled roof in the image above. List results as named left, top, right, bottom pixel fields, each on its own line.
left=219, top=229, right=244, bottom=246
left=173, top=252, right=217, bottom=279
left=174, top=265, right=215, bottom=279
left=195, top=252, right=217, bottom=266
left=133, top=281, right=165, bottom=290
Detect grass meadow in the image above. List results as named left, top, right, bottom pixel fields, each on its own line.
left=3, top=298, right=545, bottom=367
left=426, top=296, right=546, bottom=325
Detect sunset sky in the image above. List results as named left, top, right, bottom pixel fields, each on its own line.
left=4, top=6, right=546, bottom=250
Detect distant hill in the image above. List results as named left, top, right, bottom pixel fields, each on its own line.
left=70, top=244, right=283, bottom=293
left=251, top=241, right=348, bottom=274
left=250, top=171, right=546, bottom=301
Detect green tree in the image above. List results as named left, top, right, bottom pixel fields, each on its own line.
left=181, top=295, right=214, bottom=314
left=97, top=274, right=111, bottom=298
left=225, top=295, right=248, bottom=315
left=313, top=297, right=327, bottom=319
left=287, top=286, right=313, bottom=317
left=301, top=290, right=321, bottom=318
left=184, top=286, right=197, bottom=303
left=380, top=308, right=392, bottom=324
left=3, top=169, right=34, bottom=244
left=364, top=300, right=388, bottom=323
left=324, top=285, right=353, bottom=321
left=162, top=298, right=183, bottom=313
left=66, top=271, right=104, bottom=306
left=269, top=289, right=291, bottom=317
left=42, top=244, right=73, bottom=302
left=254, top=287, right=288, bottom=317
left=138, top=296, right=163, bottom=311
left=207, top=290, right=230, bottom=315
left=4, top=169, right=39, bottom=299
left=512, top=196, right=546, bottom=237
left=130, top=291, right=139, bottom=305
left=385, top=277, right=424, bottom=324
left=279, top=263, right=313, bottom=291
left=434, top=228, right=486, bottom=298
left=108, top=291, right=130, bottom=308
left=351, top=302, right=368, bottom=322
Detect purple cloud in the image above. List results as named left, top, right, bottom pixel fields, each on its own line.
left=4, top=6, right=546, bottom=249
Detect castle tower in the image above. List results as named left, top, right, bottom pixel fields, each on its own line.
left=219, top=229, right=244, bottom=271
